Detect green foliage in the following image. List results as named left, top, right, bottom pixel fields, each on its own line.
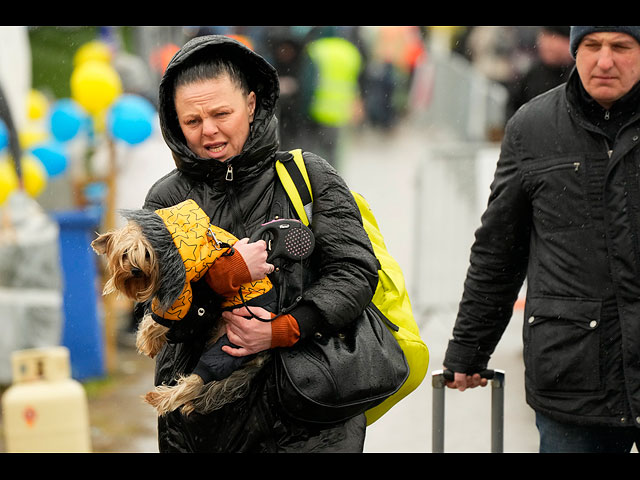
left=28, top=26, right=98, bottom=99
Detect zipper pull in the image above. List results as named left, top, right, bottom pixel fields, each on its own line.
left=225, top=164, right=233, bottom=181
left=604, top=110, right=610, bottom=120
left=574, top=162, right=580, bottom=172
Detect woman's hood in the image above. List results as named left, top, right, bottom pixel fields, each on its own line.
left=158, top=35, right=280, bottom=178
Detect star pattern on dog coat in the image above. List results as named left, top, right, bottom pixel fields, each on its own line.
left=151, top=199, right=273, bottom=321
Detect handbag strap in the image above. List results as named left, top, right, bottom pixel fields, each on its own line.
left=275, top=149, right=314, bottom=226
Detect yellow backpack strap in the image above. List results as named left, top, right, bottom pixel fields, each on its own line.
left=275, top=149, right=314, bottom=226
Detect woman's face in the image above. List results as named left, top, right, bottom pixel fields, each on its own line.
left=174, top=74, right=256, bottom=162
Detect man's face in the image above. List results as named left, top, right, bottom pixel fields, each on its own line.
left=576, top=31, right=640, bottom=109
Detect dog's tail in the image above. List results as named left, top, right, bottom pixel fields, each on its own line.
left=143, top=353, right=270, bottom=416
left=144, top=374, right=205, bottom=415
left=181, top=353, right=270, bottom=415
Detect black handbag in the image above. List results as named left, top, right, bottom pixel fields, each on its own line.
left=274, top=302, right=409, bottom=424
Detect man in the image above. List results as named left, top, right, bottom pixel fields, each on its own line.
left=443, top=27, right=640, bottom=453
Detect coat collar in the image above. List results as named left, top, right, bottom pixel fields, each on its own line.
left=566, top=67, right=640, bottom=141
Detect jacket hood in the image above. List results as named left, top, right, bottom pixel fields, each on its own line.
left=158, top=35, right=281, bottom=179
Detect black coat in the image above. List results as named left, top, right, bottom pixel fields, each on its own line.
left=143, top=35, right=378, bottom=452
left=445, top=68, right=640, bottom=428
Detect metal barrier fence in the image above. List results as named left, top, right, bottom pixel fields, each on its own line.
left=407, top=47, right=509, bottom=318
left=410, top=49, right=508, bottom=143
left=410, top=142, right=502, bottom=318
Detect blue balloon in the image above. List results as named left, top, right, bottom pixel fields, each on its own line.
left=50, top=98, right=86, bottom=142
left=0, top=119, right=8, bottom=151
left=30, top=140, right=69, bottom=177
left=108, top=95, right=155, bottom=145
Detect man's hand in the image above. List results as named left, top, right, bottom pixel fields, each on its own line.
left=445, top=371, right=489, bottom=391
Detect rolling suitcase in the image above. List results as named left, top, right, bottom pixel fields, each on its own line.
left=432, top=369, right=505, bottom=453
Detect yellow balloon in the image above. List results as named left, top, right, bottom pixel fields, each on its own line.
left=74, top=40, right=112, bottom=67
left=27, top=89, right=49, bottom=120
left=0, top=159, right=19, bottom=205
left=70, top=60, right=122, bottom=115
left=21, top=154, right=47, bottom=198
left=19, top=125, right=49, bottom=150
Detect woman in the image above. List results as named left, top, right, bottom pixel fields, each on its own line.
left=142, top=34, right=379, bottom=452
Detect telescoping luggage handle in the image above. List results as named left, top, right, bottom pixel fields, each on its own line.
left=432, top=369, right=505, bottom=453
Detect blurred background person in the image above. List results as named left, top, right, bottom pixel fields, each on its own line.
left=263, top=27, right=308, bottom=156
left=506, top=26, right=574, bottom=119
left=359, top=26, right=426, bottom=132
left=291, top=26, right=364, bottom=166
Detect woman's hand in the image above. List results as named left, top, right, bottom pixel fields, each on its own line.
left=233, top=238, right=274, bottom=280
left=221, top=306, right=273, bottom=356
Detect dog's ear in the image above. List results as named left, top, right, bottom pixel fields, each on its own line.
left=91, top=232, right=112, bottom=255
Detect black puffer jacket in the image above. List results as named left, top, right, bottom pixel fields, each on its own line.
left=142, top=35, right=378, bottom=452
left=445, top=68, right=640, bottom=428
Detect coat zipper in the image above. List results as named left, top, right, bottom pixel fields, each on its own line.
left=224, top=163, right=248, bottom=238
left=525, top=162, right=581, bottom=175
left=604, top=138, right=613, bottom=159
left=603, top=110, right=615, bottom=158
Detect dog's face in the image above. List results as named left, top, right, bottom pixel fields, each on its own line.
left=91, top=222, right=160, bottom=302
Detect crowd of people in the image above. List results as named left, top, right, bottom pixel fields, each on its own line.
left=76, top=26, right=577, bottom=153
left=176, top=26, right=428, bottom=163
left=166, top=27, right=579, bottom=146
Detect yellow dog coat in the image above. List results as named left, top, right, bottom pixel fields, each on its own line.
left=150, top=199, right=273, bottom=321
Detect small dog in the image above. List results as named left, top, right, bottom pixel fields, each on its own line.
left=91, top=199, right=275, bottom=416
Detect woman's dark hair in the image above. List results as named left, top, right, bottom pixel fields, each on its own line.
left=173, top=56, right=251, bottom=96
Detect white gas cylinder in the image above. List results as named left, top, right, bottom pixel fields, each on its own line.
left=1, top=346, right=92, bottom=452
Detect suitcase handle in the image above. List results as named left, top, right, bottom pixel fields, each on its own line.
left=432, top=369, right=505, bottom=453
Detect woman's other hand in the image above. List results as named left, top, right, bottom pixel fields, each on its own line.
left=221, top=306, right=273, bottom=356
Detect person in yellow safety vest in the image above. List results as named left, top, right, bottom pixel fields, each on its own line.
left=291, top=28, right=363, bottom=167
left=306, top=36, right=362, bottom=128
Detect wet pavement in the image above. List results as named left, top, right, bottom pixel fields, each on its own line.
left=83, top=340, right=159, bottom=453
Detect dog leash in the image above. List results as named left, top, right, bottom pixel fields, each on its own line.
left=207, top=226, right=235, bottom=252
left=239, top=218, right=315, bottom=322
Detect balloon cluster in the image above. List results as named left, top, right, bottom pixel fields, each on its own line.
left=0, top=117, right=47, bottom=204
left=0, top=40, right=157, bottom=206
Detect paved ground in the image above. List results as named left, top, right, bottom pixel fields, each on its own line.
left=84, top=343, right=159, bottom=453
